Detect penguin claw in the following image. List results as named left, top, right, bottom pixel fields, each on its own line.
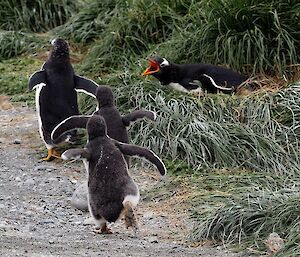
left=94, top=224, right=113, bottom=234
left=42, top=149, right=61, bottom=161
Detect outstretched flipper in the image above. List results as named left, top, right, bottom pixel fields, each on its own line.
left=113, top=141, right=166, bottom=176
left=122, top=110, right=156, bottom=127
left=74, top=75, right=99, bottom=97
left=61, top=148, right=91, bottom=161
left=51, top=115, right=91, bottom=142
left=28, top=70, right=46, bottom=90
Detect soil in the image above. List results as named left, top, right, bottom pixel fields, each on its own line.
left=0, top=101, right=252, bottom=257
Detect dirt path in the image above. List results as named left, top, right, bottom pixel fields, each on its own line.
left=0, top=103, right=249, bottom=257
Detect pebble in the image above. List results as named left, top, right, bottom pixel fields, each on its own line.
left=83, top=217, right=94, bottom=226
left=13, top=139, right=21, bottom=144
left=24, top=178, right=35, bottom=186
left=38, top=219, right=55, bottom=225
left=148, top=236, right=159, bottom=243
left=143, top=211, right=154, bottom=220
left=34, top=166, right=53, bottom=172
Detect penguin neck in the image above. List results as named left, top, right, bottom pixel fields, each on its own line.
left=48, top=53, right=72, bottom=71
left=154, top=64, right=178, bottom=84
left=49, top=51, right=70, bottom=64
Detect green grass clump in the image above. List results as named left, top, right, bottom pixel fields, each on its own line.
left=191, top=188, right=300, bottom=255
left=74, top=0, right=190, bottom=72
left=0, top=0, right=78, bottom=32
left=157, top=0, right=300, bottom=75
left=53, top=0, right=117, bottom=43
left=0, top=31, right=48, bottom=60
left=0, top=56, right=43, bottom=103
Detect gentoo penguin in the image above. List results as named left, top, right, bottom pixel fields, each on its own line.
left=60, top=115, right=166, bottom=233
left=142, top=57, right=248, bottom=94
left=28, top=38, right=99, bottom=161
left=51, top=85, right=156, bottom=165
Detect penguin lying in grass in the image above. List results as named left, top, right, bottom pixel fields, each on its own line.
left=142, top=57, right=248, bottom=94
left=51, top=85, right=156, bottom=166
left=58, top=115, right=166, bottom=234
left=28, top=38, right=99, bottom=161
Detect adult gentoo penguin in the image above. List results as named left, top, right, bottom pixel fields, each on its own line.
left=51, top=85, right=156, bottom=165
left=28, top=38, right=99, bottom=161
left=142, top=57, right=248, bottom=94
left=59, top=115, right=166, bottom=234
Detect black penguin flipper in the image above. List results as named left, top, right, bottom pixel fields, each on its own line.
left=113, top=140, right=166, bottom=176
left=122, top=110, right=156, bottom=127
left=61, top=148, right=91, bottom=160
left=74, top=75, right=99, bottom=97
left=51, top=115, right=91, bottom=142
left=28, top=70, right=46, bottom=90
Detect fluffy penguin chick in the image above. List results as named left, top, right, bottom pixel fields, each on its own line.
left=60, top=115, right=166, bottom=234
left=143, top=57, right=248, bottom=94
left=28, top=38, right=99, bottom=161
left=51, top=85, right=156, bottom=165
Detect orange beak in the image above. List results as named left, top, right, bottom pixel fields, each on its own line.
left=142, top=59, right=160, bottom=76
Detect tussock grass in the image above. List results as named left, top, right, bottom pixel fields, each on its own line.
left=0, top=31, right=47, bottom=60
left=89, top=73, right=299, bottom=175
left=0, top=0, right=78, bottom=32
left=191, top=188, right=300, bottom=254
left=53, top=0, right=117, bottom=43
left=156, top=0, right=300, bottom=76
left=63, top=0, right=190, bottom=72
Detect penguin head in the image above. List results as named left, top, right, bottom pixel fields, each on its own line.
left=142, top=57, right=171, bottom=77
left=50, top=38, right=69, bottom=57
left=87, top=115, right=107, bottom=140
left=96, top=86, right=114, bottom=107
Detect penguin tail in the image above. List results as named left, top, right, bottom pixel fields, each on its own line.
left=123, top=201, right=138, bottom=233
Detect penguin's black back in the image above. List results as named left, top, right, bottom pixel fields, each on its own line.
left=87, top=137, right=136, bottom=222
left=153, top=62, right=247, bottom=91
left=177, top=63, right=247, bottom=87
left=96, top=107, right=129, bottom=144
left=40, top=51, right=79, bottom=134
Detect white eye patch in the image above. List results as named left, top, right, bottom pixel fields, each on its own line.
left=160, top=58, right=170, bottom=67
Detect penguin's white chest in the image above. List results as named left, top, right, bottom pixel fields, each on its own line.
left=168, top=82, right=189, bottom=93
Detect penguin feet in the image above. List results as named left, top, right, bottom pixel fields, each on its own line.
left=94, top=223, right=113, bottom=234
left=123, top=202, right=139, bottom=234
left=42, top=148, right=61, bottom=161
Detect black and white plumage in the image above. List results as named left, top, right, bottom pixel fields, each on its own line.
left=142, top=57, right=248, bottom=94
left=51, top=85, right=156, bottom=165
left=28, top=38, right=99, bottom=161
left=59, top=115, right=166, bottom=233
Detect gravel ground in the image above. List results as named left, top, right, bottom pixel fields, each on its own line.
left=0, top=103, right=252, bottom=257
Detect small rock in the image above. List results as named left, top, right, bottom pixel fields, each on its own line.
left=143, top=211, right=154, bottom=220
left=148, top=236, right=159, bottom=243
left=34, top=165, right=51, bottom=172
left=71, top=181, right=89, bottom=211
left=83, top=217, right=94, bottom=226
left=265, top=232, right=284, bottom=254
left=24, top=178, right=35, bottom=186
left=15, top=176, right=21, bottom=182
left=13, top=139, right=21, bottom=144
left=38, top=219, right=55, bottom=225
